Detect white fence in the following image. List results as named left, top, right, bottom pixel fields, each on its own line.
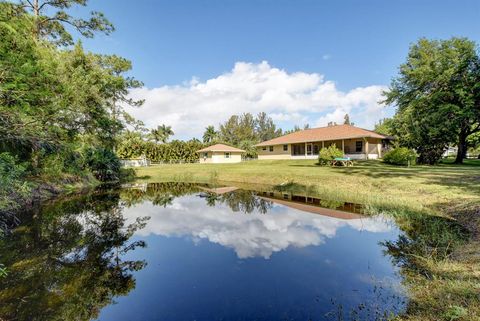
left=120, top=158, right=150, bottom=167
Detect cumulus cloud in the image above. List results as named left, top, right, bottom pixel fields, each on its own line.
left=127, top=61, right=388, bottom=139
left=122, top=195, right=393, bottom=259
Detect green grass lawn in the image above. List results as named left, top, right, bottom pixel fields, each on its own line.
left=135, top=159, right=480, bottom=216
left=135, top=159, right=480, bottom=321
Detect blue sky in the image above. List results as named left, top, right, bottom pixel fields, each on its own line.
left=71, top=0, right=480, bottom=139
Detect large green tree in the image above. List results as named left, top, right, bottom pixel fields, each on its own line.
left=218, top=112, right=281, bottom=146
left=0, top=1, right=144, bottom=211
left=374, top=118, right=395, bottom=136
left=149, top=124, right=174, bottom=144
left=19, top=0, right=114, bottom=45
left=384, top=37, right=480, bottom=164
left=202, top=125, right=218, bottom=144
left=255, top=112, right=282, bottom=142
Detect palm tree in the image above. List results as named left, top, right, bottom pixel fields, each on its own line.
left=203, top=125, right=217, bottom=143
left=149, top=124, right=174, bottom=143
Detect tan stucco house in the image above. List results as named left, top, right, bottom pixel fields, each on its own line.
left=197, top=144, right=245, bottom=163
left=255, top=124, right=391, bottom=160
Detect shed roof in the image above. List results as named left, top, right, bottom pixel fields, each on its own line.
left=196, top=143, right=246, bottom=153
left=255, top=124, right=389, bottom=147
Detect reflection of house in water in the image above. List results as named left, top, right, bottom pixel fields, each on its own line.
left=123, top=183, right=148, bottom=192
left=195, top=183, right=365, bottom=220
left=257, top=191, right=364, bottom=220
left=198, top=186, right=239, bottom=195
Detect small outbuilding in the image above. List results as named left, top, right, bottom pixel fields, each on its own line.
left=196, top=144, right=245, bottom=164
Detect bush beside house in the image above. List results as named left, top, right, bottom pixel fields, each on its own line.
left=383, top=147, right=417, bottom=166
left=317, top=145, right=344, bottom=166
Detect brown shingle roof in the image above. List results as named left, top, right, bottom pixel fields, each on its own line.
left=196, top=144, right=246, bottom=153
left=255, top=124, right=389, bottom=147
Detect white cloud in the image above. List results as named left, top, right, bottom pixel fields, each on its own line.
left=122, top=195, right=393, bottom=259
left=126, top=61, right=388, bottom=139
left=322, top=54, right=332, bottom=60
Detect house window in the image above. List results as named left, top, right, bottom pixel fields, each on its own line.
left=262, top=147, right=267, bottom=151
left=269, top=146, right=274, bottom=152
left=355, top=141, right=363, bottom=153
left=224, top=152, right=231, bottom=158
left=283, top=144, right=288, bottom=151
left=203, top=152, right=208, bottom=158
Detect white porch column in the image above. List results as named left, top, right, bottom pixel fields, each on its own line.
left=365, top=139, right=369, bottom=160
left=322, top=141, right=325, bottom=149
left=342, top=139, right=345, bottom=154
left=305, top=142, right=307, bottom=158
left=377, top=142, right=382, bottom=158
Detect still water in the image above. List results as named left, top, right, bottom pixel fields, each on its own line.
left=0, top=183, right=406, bottom=321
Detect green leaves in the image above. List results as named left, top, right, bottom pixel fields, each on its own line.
left=0, top=2, right=143, bottom=195
left=317, top=145, right=344, bottom=166
left=20, top=0, right=114, bottom=46
left=383, top=147, right=417, bottom=166
left=384, top=37, right=480, bottom=164
left=218, top=112, right=282, bottom=147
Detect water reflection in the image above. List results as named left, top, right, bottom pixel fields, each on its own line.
left=0, top=183, right=407, bottom=321
left=0, top=192, right=149, bottom=321
left=121, top=184, right=393, bottom=259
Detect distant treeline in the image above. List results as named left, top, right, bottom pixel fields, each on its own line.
left=117, top=135, right=205, bottom=163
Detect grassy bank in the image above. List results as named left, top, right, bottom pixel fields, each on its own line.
left=134, top=159, right=480, bottom=321
left=135, top=159, right=480, bottom=215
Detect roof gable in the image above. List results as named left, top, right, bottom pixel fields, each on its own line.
left=255, top=124, right=389, bottom=147
left=197, top=143, right=246, bottom=153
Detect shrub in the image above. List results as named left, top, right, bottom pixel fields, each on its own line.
left=317, top=145, right=344, bottom=166
left=117, top=139, right=204, bottom=163
left=84, top=148, right=121, bottom=182
left=383, top=147, right=417, bottom=166
left=0, top=152, right=31, bottom=210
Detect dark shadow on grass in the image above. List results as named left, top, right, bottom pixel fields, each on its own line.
left=314, top=160, right=480, bottom=193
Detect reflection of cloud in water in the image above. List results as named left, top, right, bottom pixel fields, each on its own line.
left=123, top=195, right=393, bottom=259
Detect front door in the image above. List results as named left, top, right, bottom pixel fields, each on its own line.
left=306, top=143, right=313, bottom=156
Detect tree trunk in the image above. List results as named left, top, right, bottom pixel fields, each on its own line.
left=454, top=130, right=468, bottom=164
left=33, top=0, right=40, bottom=39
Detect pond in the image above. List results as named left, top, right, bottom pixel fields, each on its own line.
left=0, top=182, right=407, bottom=321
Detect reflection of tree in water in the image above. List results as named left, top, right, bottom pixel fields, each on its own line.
left=382, top=213, right=468, bottom=273
left=219, top=190, right=272, bottom=214
left=204, top=192, right=221, bottom=207
left=378, top=212, right=469, bottom=318
left=121, top=182, right=202, bottom=207
left=152, top=194, right=175, bottom=207
left=0, top=211, right=20, bottom=236
left=121, top=183, right=273, bottom=215
left=0, top=191, right=149, bottom=321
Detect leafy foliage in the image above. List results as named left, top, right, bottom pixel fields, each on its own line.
left=0, top=2, right=142, bottom=209
left=149, top=124, right=174, bottom=143
left=374, top=118, right=395, bottom=136
left=218, top=112, right=282, bottom=147
left=20, top=0, right=114, bottom=46
left=84, top=147, right=121, bottom=182
left=202, top=125, right=218, bottom=144
left=116, top=138, right=204, bottom=163
left=317, top=145, right=344, bottom=166
left=0, top=264, right=7, bottom=278
left=384, top=37, right=480, bottom=164
left=383, top=147, right=417, bottom=166
left=0, top=153, right=30, bottom=211
left=0, top=191, right=149, bottom=321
